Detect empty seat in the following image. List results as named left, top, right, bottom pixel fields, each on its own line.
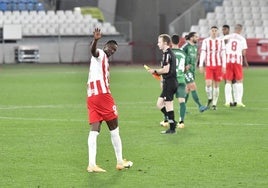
left=254, top=20, right=263, bottom=27
left=250, top=1, right=259, bottom=7
left=262, top=13, right=268, bottom=20
left=255, top=33, right=264, bottom=38
left=215, top=6, right=224, bottom=14
left=252, top=13, right=262, bottom=20
left=233, top=7, right=242, bottom=13
left=206, top=12, right=215, bottom=20
left=0, top=2, right=7, bottom=11
left=224, top=7, right=233, bottom=14
left=217, top=19, right=227, bottom=27
left=260, top=6, right=268, bottom=13
left=198, top=19, right=207, bottom=26
left=241, top=0, right=250, bottom=6
left=243, top=12, right=252, bottom=20
left=246, top=33, right=255, bottom=38
left=244, top=20, right=254, bottom=26
left=255, top=26, right=263, bottom=34
left=190, top=25, right=199, bottom=32
left=208, top=19, right=217, bottom=27
left=35, top=2, right=44, bottom=11
left=223, top=0, right=232, bottom=7
left=251, top=7, right=259, bottom=14
left=245, top=26, right=255, bottom=33
left=259, top=0, right=268, bottom=6
left=234, top=13, right=243, bottom=20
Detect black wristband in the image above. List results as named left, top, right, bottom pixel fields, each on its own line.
left=154, top=70, right=157, bottom=74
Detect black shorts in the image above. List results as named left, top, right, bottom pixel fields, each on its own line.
left=160, top=78, right=178, bottom=101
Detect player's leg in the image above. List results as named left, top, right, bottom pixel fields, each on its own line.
left=211, top=67, right=223, bottom=110
left=175, top=83, right=186, bottom=128
left=157, top=97, right=169, bottom=127
left=106, top=119, right=133, bottom=170
left=225, top=80, right=233, bottom=106
left=86, top=96, right=106, bottom=172
left=234, top=64, right=245, bottom=107
left=87, top=122, right=106, bottom=172
left=212, top=81, right=220, bottom=110
left=205, top=67, right=213, bottom=108
left=231, top=80, right=237, bottom=106
left=162, top=100, right=176, bottom=133
left=161, top=81, right=177, bottom=134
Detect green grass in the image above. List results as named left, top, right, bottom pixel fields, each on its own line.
left=0, top=64, right=267, bottom=188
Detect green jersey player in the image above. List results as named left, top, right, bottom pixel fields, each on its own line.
left=171, top=35, right=186, bottom=128
left=182, top=32, right=207, bottom=112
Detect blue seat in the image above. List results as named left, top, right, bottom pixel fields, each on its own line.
left=18, top=2, right=27, bottom=11
left=11, top=0, right=19, bottom=3
left=35, top=2, right=44, bottom=11
left=0, top=2, right=7, bottom=11
left=10, top=3, right=18, bottom=11
left=29, top=0, right=38, bottom=4
left=26, top=2, right=34, bottom=11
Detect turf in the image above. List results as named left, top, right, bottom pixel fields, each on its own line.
left=0, top=64, right=267, bottom=188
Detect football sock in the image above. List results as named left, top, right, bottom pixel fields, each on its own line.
left=232, top=83, right=237, bottom=103
left=161, top=107, right=168, bottom=120
left=179, top=102, right=186, bottom=122
left=212, top=87, right=219, bottom=106
left=225, top=83, right=232, bottom=104
left=110, top=127, right=123, bottom=164
left=167, top=111, right=176, bottom=131
left=185, top=93, right=189, bottom=104
left=236, top=83, right=243, bottom=104
left=88, top=131, right=99, bottom=167
left=191, top=90, right=201, bottom=107
left=205, top=86, right=213, bottom=101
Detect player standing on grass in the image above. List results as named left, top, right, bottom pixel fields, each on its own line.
left=181, top=32, right=208, bottom=112
left=147, top=34, right=178, bottom=134
left=224, top=24, right=248, bottom=107
left=222, top=25, right=237, bottom=106
left=86, top=28, right=133, bottom=173
left=199, top=26, right=226, bottom=110
left=170, top=34, right=187, bottom=129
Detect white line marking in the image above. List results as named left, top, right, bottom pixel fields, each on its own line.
left=0, top=116, right=86, bottom=122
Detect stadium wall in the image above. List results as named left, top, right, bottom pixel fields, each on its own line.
left=0, top=36, right=132, bottom=64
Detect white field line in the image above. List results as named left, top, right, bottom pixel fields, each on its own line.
left=0, top=104, right=83, bottom=110
left=0, top=115, right=266, bottom=126
left=0, top=116, right=86, bottom=122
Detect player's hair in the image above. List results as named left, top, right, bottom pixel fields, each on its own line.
left=185, top=32, right=196, bottom=40
left=171, top=34, right=180, bottom=45
left=106, top=40, right=118, bottom=46
left=211, top=26, right=218, bottom=30
left=222, top=25, right=230, bottom=29
left=235, top=24, right=243, bottom=30
left=159, top=34, right=171, bottom=45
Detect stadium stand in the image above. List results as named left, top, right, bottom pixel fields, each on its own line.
left=190, top=0, right=268, bottom=39
left=0, top=9, right=119, bottom=36
left=0, top=0, right=43, bottom=11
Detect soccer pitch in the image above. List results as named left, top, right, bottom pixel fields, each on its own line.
left=0, top=64, right=267, bottom=188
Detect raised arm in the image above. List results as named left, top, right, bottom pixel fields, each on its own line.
left=91, top=28, right=102, bottom=57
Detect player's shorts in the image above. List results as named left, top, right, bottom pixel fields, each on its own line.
left=87, top=93, right=118, bottom=124
left=160, top=78, right=178, bottom=101
left=185, top=71, right=195, bottom=84
left=225, top=63, right=243, bottom=81
left=175, top=83, right=186, bottom=98
left=205, top=66, right=223, bottom=82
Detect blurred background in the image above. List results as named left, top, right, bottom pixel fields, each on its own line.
left=0, top=0, right=267, bottom=65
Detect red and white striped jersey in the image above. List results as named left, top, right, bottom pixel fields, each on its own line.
left=224, top=33, right=247, bottom=65
left=199, top=37, right=226, bottom=68
left=87, top=49, right=110, bottom=97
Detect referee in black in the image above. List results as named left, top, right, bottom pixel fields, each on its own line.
left=147, top=34, right=178, bottom=134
